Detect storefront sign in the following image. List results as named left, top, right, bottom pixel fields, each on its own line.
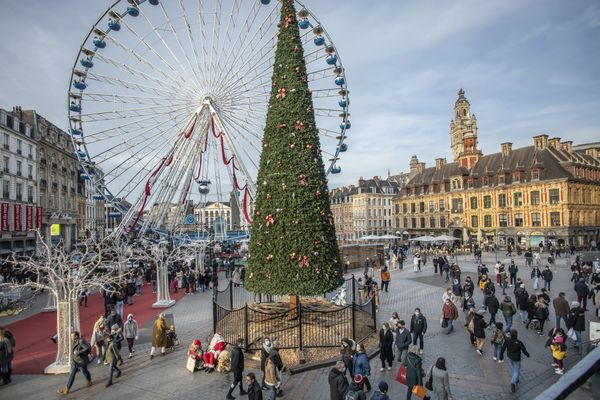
left=25, top=206, right=33, bottom=230
left=1, top=203, right=8, bottom=231
left=50, top=212, right=72, bottom=220
left=36, top=207, right=43, bottom=229
left=14, top=204, right=22, bottom=231
left=50, top=223, right=61, bottom=236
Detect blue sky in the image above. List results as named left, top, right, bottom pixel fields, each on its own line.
left=0, top=0, right=599, bottom=189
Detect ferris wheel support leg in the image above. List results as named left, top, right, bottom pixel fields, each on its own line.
left=152, top=260, right=176, bottom=308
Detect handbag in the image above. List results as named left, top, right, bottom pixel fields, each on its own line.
left=425, top=366, right=433, bottom=390
left=412, top=384, right=428, bottom=398
left=567, top=328, right=577, bottom=341
left=441, top=319, right=448, bottom=328
left=396, top=364, right=407, bottom=385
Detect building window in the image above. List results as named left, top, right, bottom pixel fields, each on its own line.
left=499, top=213, right=508, bottom=227
left=484, top=215, right=492, bottom=227
left=3, top=133, right=8, bottom=149
left=531, top=212, right=541, bottom=227
left=483, top=195, right=491, bottom=209
left=429, top=217, right=436, bottom=228
left=403, top=218, right=408, bottom=228
left=16, top=161, right=22, bottom=176
left=514, top=192, right=523, bottom=206
left=2, top=180, right=9, bottom=199
left=16, top=183, right=23, bottom=200
left=3, top=156, right=8, bottom=173
left=395, top=204, right=399, bottom=214
left=27, top=186, right=33, bottom=203
left=17, top=139, right=22, bottom=155
left=498, top=194, right=506, bottom=208
left=531, top=191, right=540, bottom=206
left=420, top=217, right=426, bottom=228
left=531, top=169, right=539, bottom=180
left=410, top=203, right=416, bottom=213
left=411, top=218, right=417, bottom=228
left=451, top=198, right=463, bottom=213
left=471, top=215, right=478, bottom=227
left=550, top=212, right=561, bottom=226
left=470, top=196, right=478, bottom=209
left=440, top=216, right=446, bottom=228
left=403, top=203, right=408, bottom=213
left=419, top=202, right=425, bottom=213
left=514, top=213, right=524, bottom=227
left=439, top=199, right=445, bottom=211
left=428, top=201, right=435, bottom=212
left=549, top=189, right=560, bottom=204
left=498, top=174, right=505, bottom=185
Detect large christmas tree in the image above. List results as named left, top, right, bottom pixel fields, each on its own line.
left=246, top=0, right=343, bottom=296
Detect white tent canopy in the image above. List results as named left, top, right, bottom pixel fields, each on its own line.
left=409, top=235, right=436, bottom=242
left=434, top=235, right=461, bottom=241
left=359, top=235, right=380, bottom=240
left=378, top=234, right=400, bottom=240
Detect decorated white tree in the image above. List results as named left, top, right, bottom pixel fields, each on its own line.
left=10, top=233, right=129, bottom=374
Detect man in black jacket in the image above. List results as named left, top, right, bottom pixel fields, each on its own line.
left=394, top=320, right=411, bottom=362
left=484, top=293, right=500, bottom=326
left=574, top=278, right=590, bottom=310
left=227, top=338, right=247, bottom=399
left=410, top=308, right=427, bottom=354
left=328, top=361, right=349, bottom=400
left=541, top=266, right=553, bottom=291
left=245, top=372, right=263, bottom=400
left=567, top=301, right=586, bottom=350
left=501, top=329, right=530, bottom=393
left=57, top=332, right=93, bottom=395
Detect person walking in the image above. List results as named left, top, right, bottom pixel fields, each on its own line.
left=394, top=320, right=411, bottom=362
left=378, top=323, right=394, bottom=371
left=534, top=298, right=549, bottom=336
left=246, top=373, right=263, bottom=400
left=553, top=292, right=570, bottom=330
left=484, top=292, right=500, bottom=327
left=548, top=329, right=567, bottom=375
left=542, top=266, right=553, bottom=291
left=514, top=284, right=529, bottom=323
left=490, top=322, right=505, bottom=363
left=531, top=266, right=542, bottom=291
left=150, top=313, right=168, bottom=359
left=465, top=308, right=477, bottom=346
left=409, top=308, right=427, bottom=354
left=227, top=338, right=247, bottom=399
left=265, top=343, right=283, bottom=400
left=501, top=329, right=530, bottom=393
left=105, top=307, right=123, bottom=333
left=441, top=298, right=459, bottom=334
left=473, top=310, right=488, bottom=356
left=574, top=278, right=590, bottom=310
left=499, top=296, right=517, bottom=333
left=402, top=345, right=423, bottom=400
left=380, top=266, right=391, bottom=293
left=508, top=261, right=518, bottom=287
left=104, top=334, right=123, bottom=388
left=0, top=327, right=16, bottom=385
left=429, top=357, right=453, bottom=400
left=123, top=314, right=138, bottom=359
left=90, top=315, right=106, bottom=364
left=567, top=301, right=586, bottom=351
left=352, top=343, right=371, bottom=393
left=340, top=338, right=355, bottom=379
left=260, top=338, right=272, bottom=390
left=328, top=361, right=349, bottom=400
left=57, top=331, right=93, bottom=395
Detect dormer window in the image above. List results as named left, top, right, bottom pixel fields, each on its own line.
left=498, top=174, right=505, bottom=185
left=531, top=169, right=540, bottom=180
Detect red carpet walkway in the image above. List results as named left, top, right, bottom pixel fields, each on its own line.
left=6, top=285, right=186, bottom=374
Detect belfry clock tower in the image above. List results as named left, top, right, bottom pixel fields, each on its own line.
left=450, top=88, right=478, bottom=162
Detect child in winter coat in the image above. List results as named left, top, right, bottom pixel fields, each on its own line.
left=550, top=332, right=567, bottom=375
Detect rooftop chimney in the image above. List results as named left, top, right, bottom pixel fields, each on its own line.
left=416, top=162, right=426, bottom=173
left=560, top=141, right=573, bottom=152
left=435, top=158, right=446, bottom=170
left=533, top=134, right=549, bottom=150
left=501, top=142, right=512, bottom=157
left=548, top=137, right=561, bottom=148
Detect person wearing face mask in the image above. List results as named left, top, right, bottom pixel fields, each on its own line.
left=260, top=337, right=272, bottom=390
left=378, top=323, right=394, bottom=371
left=123, top=314, right=138, bottom=358
left=410, top=308, right=427, bottom=354
left=328, top=361, right=349, bottom=400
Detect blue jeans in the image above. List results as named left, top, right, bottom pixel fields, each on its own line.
left=493, top=343, right=503, bottom=360
left=519, top=310, right=528, bottom=323
left=135, top=284, right=142, bottom=295
left=412, top=332, right=424, bottom=350
left=544, top=280, right=551, bottom=290
left=270, top=386, right=277, bottom=400
left=151, top=280, right=157, bottom=292
left=107, top=362, right=121, bottom=385
left=67, top=364, right=91, bottom=389
left=447, top=319, right=454, bottom=334
left=574, top=330, right=582, bottom=348
left=504, top=315, right=513, bottom=333
left=509, top=359, right=521, bottom=385
left=555, top=315, right=566, bottom=330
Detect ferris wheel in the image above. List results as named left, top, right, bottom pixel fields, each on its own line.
left=68, top=0, right=350, bottom=240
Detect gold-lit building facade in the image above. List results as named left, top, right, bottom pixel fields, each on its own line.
left=393, top=90, right=600, bottom=249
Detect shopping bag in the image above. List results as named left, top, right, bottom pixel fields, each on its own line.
left=186, top=356, right=197, bottom=373
left=567, top=328, right=577, bottom=341
left=396, top=364, right=407, bottom=385
left=412, top=384, right=428, bottom=398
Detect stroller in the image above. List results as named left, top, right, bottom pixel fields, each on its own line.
left=528, top=318, right=541, bottom=332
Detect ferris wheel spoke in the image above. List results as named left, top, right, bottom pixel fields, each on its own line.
left=86, top=71, right=187, bottom=99
left=197, top=0, right=210, bottom=70
left=208, top=0, right=223, bottom=85
left=80, top=92, right=188, bottom=107
left=314, top=108, right=345, bottom=118
left=79, top=103, right=190, bottom=123
left=177, top=0, right=204, bottom=85
left=218, top=111, right=264, bottom=147
left=91, top=51, right=195, bottom=98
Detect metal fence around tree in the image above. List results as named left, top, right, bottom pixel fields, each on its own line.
left=213, top=275, right=377, bottom=351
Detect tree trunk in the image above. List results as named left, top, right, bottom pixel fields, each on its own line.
left=45, top=297, right=81, bottom=374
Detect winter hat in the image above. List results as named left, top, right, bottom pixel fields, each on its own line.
left=571, top=301, right=580, bottom=307
left=193, top=339, right=201, bottom=346
left=378, top=381, right=389, bottom=393
left=353, top=374, right=364, bottom=385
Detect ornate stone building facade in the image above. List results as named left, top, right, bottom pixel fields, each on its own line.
left=393, top=90, right=600, bottom=249
left=330, top=177, right=401, bottom=244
